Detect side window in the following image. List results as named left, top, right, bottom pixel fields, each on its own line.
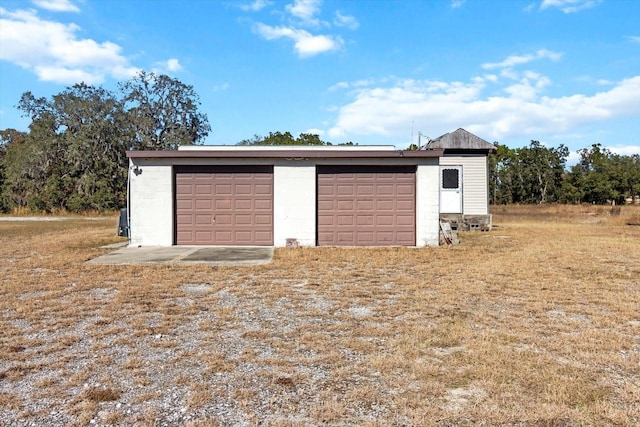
left=442, top=168, right=459, bottom=189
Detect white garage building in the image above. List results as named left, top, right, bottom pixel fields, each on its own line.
left=126, top=145, right=445, bottom=247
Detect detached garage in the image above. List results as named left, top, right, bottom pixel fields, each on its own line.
left=126, top=146, right=443, bottom=247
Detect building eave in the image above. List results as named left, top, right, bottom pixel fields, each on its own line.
left=126, top=149, right=444, bottom=160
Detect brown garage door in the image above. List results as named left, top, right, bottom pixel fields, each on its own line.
left=175, top=165, right=273, bottom=245
left=317, top=165, right=416, bottom=246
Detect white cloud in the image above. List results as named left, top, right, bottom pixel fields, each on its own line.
left=213, top=83, right=230, bottom=92
left=540, top=0, right=602, bottom=13
left=305, top=128, right=324, bottom=136
left=334, top=11, right=359, bottom=30
left=327, top=74, right=640, bottom=144
left=32, top=0, right=79, bottom=13
left=451, top=0, right=466, bottom=9
left=607, top=145, right=640, bottom=156
left=152, top=58, right=183, bottom=74
left=286, top=0, right=322, bottom=26
left=627, top=36, right=640, bottom=44
left=248, top=0, right=356, bottom=58
left=0, top=8, right=139, bottom=84
left=482, top=49, right=562, bottom=69
left=166, top=58, right=182, bottom=72
left=328, top=81, right=349, bottom=91
left=253, top=23, right=342, bottom=57
left=238, top=0, right=272, bottom=12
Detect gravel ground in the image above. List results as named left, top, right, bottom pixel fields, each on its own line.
left=1, top=281, right=415, bottom=426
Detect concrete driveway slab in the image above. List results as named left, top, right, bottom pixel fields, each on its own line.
left=88, top=246, right=273, bottom=266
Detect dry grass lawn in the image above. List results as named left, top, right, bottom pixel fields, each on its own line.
left=1, top=205, right=639, bottom=426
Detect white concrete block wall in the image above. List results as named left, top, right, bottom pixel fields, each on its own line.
left=127, top=157, right=442, bottom=247
left=273, top=164, right=316, bottom=247
left=128, top=160, right=174, bottom=246
left=416, top=164, right=440, bottom=246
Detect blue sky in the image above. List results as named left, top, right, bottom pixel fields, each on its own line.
left=1, top=0, right=639, bottom=162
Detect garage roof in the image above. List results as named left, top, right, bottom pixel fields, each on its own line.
left=126, top=148, right=444, bottom=159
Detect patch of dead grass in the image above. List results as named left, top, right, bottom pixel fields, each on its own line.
left=0, top=208, right=639, bottom=425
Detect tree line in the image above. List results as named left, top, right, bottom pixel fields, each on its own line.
left=0, top=72, right=210, bottom=213
left=490, top=141, right=639, bottom=205
left=0, top=74, right=638, bottom=213
left=237, top=131, right=354, bottom=146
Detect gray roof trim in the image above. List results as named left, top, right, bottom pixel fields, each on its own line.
left=126, top=149, right=444, bottom=159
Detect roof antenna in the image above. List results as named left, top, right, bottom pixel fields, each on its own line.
left=411, top=121, right=414, bottom=146
left=418, top=132, right=430, bottom=149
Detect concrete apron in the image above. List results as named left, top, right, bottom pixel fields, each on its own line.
left=88, top=245, right=274, bottom=266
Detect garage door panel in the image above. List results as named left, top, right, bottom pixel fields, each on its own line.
left=234, top=231, right=252, bottom=241
left=375, top=231, right=394, bottom=242
left=318, top=215, right=335, bottom=226
left=338, top=200, right=354, bottom=210
left=195, top=214, right=212, bottom=225
left=356, top=185, right=374, bottom=196
left=317, top=166, right=416, bottom=246
left=196, top=231, right=213, bottom=241
left=338, top=185, right=355, bottom=196
left=356, top=231, right=374, bottom=244
left=235, top=214, right=252, bottom=225
left=396, top=200, right=414, bottom=211
left=357, top=215, right=374, bottom=226
left=376, top=185, right=394, bottom=195
left=376, top=215, right=394, bottom=226
left=175, top=166, right=273, bottom=245
left=177, top=199, right=193, bottom=210
left=255, top=184, right=272, bottom=195
left=356, top=200, right=373, bottom=211
left=176, top=214, right=193, bottom=225
left=318, top=185, right=335, bottom=196
left=176, top=184, right=194, bottom=195
left=195, top=199, right=211, bottom=209
left=255, top=214, right=272, bottom=225
left=338, top=215, right=354, bottom=226
left=234, top=199, right=252, bottom=210
left=214, top=231, right=232, bottom=242
left=235, top=184, right=251, bottom=195
left=396, top=215, right=415, bottom=226
left=337, top=231, right=355, bottom=242
left=376, top=200, right=394, bottom=211
left=215, top=184, right=231, bottom=194
left=318, top=200, right=334, bottom=211
left=396, top=185, right=414, bottom=195
left=255, top=199, right=272, bottom=210
left=177, top=231, right=192, bottom=242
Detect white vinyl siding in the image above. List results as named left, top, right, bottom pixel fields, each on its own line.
left=440, top=155, right=489, bottom=215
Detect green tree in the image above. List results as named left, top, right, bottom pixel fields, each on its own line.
left=8, top=84, right=129, bottom=211
left=237, top=131, right=332, bottom=146
left=3, top=73, right=211, bottom=212
left=567, top=144, right=640, bottom=204
left=1, top=115, right=60, bottom=211
left=489, top=143, right=517, bottom=204
left=517, top=141, right=568, bottom=203
left=0, top=129, right=27, bottom=212
left=119, top=71, right=211, bottom=150
left=490, top=141, right=568, bottom=204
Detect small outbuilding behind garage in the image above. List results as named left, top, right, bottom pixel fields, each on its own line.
left=126, top=145, right=444, bottom=247
left=425, top=128, right=496, bottom=230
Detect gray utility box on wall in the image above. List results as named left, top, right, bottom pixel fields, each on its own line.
left=118, top=208, right=129, bottom=237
